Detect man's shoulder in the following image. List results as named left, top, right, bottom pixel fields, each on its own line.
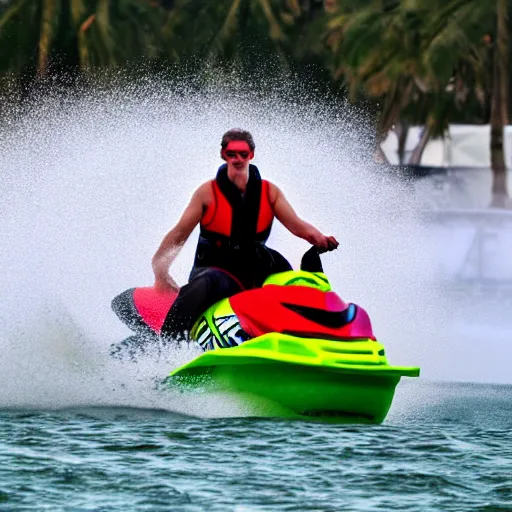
left=197, top=179, right=214, bottom=190
left=262, top=180, right=282, bottom=205
left=264, top=178, right=281, bottom=189
left=195, top=180, right=215, bottom=205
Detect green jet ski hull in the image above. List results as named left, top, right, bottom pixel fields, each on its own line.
left=112, top=247, right=420, bottom=424
left=169, top=333, right=420, bottom=424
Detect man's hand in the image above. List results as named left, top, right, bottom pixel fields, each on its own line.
left=308, top=233, right=339, bottom=253
left=152, top=252, right=181, bottom=293
left=154, top=273, right=180, bottom=293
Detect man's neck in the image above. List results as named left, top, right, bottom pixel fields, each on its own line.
left=227, top=167, right=250, bottom=193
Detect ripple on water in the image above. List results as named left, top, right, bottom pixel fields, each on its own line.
left=1, top=384, right=511, bottom=511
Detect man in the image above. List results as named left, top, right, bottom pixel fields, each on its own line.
left=153, top=128, right=338, bottom=337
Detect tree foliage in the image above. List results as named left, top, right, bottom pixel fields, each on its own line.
left=0, top=0, right=172, bottom=78
left=0, top=0, right=510, bottom=205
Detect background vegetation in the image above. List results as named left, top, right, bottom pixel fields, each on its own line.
left=1, top=0, right=510, bottom=206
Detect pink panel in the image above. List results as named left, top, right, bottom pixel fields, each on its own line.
left=133, top=287, right=178, bottom=334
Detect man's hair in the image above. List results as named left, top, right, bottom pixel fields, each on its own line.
left=220, top=129, right=255, bottom=151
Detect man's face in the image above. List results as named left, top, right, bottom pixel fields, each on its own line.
left=222, top=140, right=253, bottom=173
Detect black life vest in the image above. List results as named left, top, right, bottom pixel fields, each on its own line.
left=193, top=164, right=275, bottom=282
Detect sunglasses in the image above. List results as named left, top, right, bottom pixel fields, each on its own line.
left=225, top=150, right=250, bottom=159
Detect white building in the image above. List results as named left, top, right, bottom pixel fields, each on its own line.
left=381, top=124, right=512, bottom=168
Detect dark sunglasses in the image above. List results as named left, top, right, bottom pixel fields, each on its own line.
left=225, top=150, right=250, bottom=159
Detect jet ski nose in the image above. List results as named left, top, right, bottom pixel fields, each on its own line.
left=325, top=291, right=347, bottom=312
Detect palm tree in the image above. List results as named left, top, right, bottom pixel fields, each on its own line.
left=324, top=0, right=510, bottom=207
left=489, top=0, right=510, bottom=208
left=163, top=0, right=300, bottom=74
left=0, top=0, right=172, bottom=78
left=423, top=0, right=510, bottom=207
left=324, top=0, right=442, bottom=163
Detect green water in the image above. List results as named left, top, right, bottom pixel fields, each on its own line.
left=1, top=381, right=510, bottom=512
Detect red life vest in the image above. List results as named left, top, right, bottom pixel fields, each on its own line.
left=199, top=164, right=274, bottom=246
left=192, top=164, right=276, bottom=288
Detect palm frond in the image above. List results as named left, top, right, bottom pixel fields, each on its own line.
left=209, top=0, right=241, bottom=59
left=0, top=0, right=28, bottom=31
left=255, top=0, right=285, bottom=41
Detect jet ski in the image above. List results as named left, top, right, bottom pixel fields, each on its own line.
left=111, top=247, right=420, bottom=424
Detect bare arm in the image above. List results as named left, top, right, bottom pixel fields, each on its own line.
left=152, top=183, right=210, bottom=291
left=270, top=183, right=338, bottom=251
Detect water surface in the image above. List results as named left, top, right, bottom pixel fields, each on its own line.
left=1, top=381, right=511, bottom=511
